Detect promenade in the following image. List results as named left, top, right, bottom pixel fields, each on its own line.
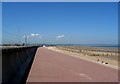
left=27, top=47, right=118, bottom=82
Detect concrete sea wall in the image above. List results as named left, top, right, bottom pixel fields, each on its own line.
left=2, top=46, right=38, bottom=84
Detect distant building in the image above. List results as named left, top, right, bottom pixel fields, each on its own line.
left=43, top=45, right=45, bottom=47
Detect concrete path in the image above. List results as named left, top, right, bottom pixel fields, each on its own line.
left=27, top=47, right=118, bottom=82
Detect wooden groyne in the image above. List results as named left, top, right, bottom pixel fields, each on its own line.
left=56, top=46, right=119, bottom=56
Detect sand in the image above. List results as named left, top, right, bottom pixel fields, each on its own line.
left=46, top=46, right=119, bottom=69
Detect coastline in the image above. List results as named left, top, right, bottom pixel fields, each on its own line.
left=46, top=46, right=119, bottom=69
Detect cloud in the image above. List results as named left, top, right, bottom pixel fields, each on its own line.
left=56, top=35, right=65, bottom=40
left=31, top=34, right=40, bottom=37
left=23, top=34, right=41, bottom=38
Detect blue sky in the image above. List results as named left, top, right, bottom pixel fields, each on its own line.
left=2, top=2, right=118, bottom=44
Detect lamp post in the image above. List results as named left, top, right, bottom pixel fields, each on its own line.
left=24, top=35, right=29, bottom=46
left=25, top=35, right=27, bottom=46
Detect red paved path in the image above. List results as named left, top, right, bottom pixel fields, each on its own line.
left=27, top=47, right=118, bottom=82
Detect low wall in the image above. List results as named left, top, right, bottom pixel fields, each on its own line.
left=2, top=46, right=38, bottom=84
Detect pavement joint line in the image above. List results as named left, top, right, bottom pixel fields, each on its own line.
left=79, top=73, right=92, bottom=80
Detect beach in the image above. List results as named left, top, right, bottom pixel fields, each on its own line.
left=47, top=46, right=119, bottom=69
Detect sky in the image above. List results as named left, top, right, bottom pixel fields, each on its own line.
left=2, top=2, right=118, bottom=45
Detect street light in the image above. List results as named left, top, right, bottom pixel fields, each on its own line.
left=24, top=35, right=29, bottom=46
